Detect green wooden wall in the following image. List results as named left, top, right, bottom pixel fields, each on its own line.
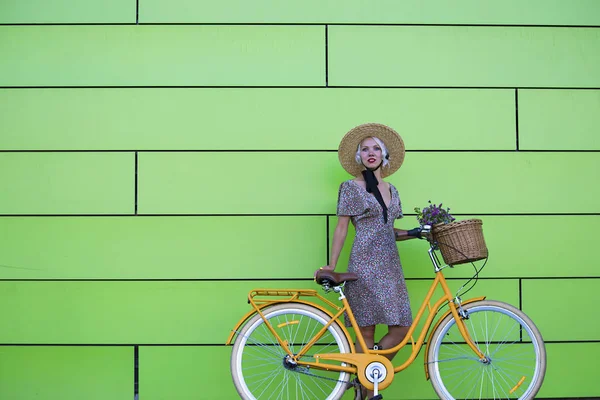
left=1, top=1, right=599, bottom=399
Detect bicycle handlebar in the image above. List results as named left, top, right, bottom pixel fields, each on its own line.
left=420, top=224, right=432, bottom=239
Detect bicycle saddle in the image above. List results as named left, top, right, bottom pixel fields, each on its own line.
left=315, top=270, right=358, bottom=286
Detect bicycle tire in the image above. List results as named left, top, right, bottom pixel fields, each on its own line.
left=231, top=303, right=352, bottom=400
left=428, top=300, right=546, bottom=400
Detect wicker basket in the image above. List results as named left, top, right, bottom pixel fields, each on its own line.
left=432, top=219, right=488, bottom=266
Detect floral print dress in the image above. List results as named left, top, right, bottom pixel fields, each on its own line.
left=337, top=180, right=413, bottom=327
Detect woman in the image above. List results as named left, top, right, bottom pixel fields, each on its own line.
left=321, top=123, right=421, bottom=399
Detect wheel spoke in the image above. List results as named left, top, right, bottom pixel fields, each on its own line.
left=428, top=301, right=546, bottom=400
left=231, top=303, right=351, bottom=400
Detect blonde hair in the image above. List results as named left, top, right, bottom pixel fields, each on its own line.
left=354, top=136, right=390, bottom=167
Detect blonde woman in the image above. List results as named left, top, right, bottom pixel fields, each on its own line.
left=321, top=123, right=422, bottom=399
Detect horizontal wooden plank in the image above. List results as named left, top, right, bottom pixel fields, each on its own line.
left=138, top=152, right=600, bottom=214
left=137, top=152, right=340, bottom=214
left=140, top=346, right=440, bottom=400
left=0, top=26, right=324, bottom=87
left=0, top=88, right=515, bottom=151
left=0, top=0, right=134, bottom=23
left=393, top=345, right=600, bottom=400
left=139, top=0, right=600, bottom=26
left=0, top=215, right=592, bottom=280
left=0, top=216, right=326, bottom=279
left=2, top=338, right=594, bottom=399
left=0, top=153, right=133, bottom=214
left=7, top=214, right=592, bottom=281
left=537, top=343, right=600, bottom=398
left=394, top=152, right=600, bottom=214
left=0, top=214, right=593, bottom=282
left=519, top=89, right=600, bottom=150
left=0, top=346, right=132, bottom=400
left=329, top=26, right=600, bottom=88
left=333, top=215, right=600, bottom=279
left=142, top=342, right=600, bottom=400
left=522, top=279, right=600, bottom=341
left=0, top=280, right=517, bottom=344
left=140, top=346, right=239, bottom=399
left=144, top=344, right=600, bottom=398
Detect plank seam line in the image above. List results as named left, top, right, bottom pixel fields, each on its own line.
left=2, top=86, right=600, bottom=90
left=0, top=340, right=598, bottom=346
left=1, top=150, right=599, bottom=153
left=0, top=213, right=598, bottom=217
left=2, top=276, right=599, bottom=282
left=2, top=23, right=600, bottom=28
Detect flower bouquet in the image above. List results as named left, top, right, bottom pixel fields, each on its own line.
left=415, top=201, right=455, bottom=226
left=414, top=201, right=488, bottom=266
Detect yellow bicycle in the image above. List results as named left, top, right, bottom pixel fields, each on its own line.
left=226, top=226, right=546, bottom=399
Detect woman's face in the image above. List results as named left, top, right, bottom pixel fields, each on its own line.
left=359, top=137, right=383, bottom=168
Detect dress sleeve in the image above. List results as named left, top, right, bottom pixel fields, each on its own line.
left=336, top=181, right=364, bottom=217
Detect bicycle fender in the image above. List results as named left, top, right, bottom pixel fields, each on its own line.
left=423, top=296, right=486, bottom=379
left=225, top=299, right=355, bottom=352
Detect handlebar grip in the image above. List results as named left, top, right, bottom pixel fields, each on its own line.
left=407, top=227, right=422, bottom=238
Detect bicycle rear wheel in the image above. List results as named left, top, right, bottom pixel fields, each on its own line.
left=428, top=300, right=546, bottom=400
left=231, top=303, right=352, bottom=400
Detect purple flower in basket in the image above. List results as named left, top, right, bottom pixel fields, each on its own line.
left=414, top=200, right=455, bottom=226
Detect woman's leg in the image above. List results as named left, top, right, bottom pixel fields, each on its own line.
left=354, top=325, right=375, bottom=399
left=359, top=326, right=408, bottom=399
left=377, top=325, right=409, bottom=361
left=355, top=325, right=376, bottom=353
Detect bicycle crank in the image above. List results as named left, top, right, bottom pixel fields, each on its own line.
left=365, top=362, right=387, bottom=397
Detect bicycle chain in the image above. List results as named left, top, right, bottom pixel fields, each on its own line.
left=288, top=359, right=354, bottom=386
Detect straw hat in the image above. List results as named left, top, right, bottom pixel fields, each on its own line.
left=338, top=123, right=405, bottom=178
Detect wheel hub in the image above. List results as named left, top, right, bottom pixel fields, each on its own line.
left=480, top=356, right=492, bottom=365
left=283, top=355, right=298, bottom=370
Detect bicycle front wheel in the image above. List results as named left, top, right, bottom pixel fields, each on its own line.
left=231, top=303, right=352, bottom=400
left=428, top=300, right=546, bottom=400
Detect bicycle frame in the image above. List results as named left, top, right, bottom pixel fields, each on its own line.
left=226, top=246, right=488, bottom=391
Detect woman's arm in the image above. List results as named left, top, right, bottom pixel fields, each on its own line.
left=394, top=228, right=421, bottom=241
left=325, top=216, right=351, bottom=270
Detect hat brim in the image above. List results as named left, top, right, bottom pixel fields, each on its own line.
left=338, top=123, right=405, bottom=178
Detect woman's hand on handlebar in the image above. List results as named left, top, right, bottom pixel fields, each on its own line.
left=406, top=227, right=422, bottom=238
left=314, top=264, right=335, bottom=280
left=406, top=225, right=432, bottom=240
